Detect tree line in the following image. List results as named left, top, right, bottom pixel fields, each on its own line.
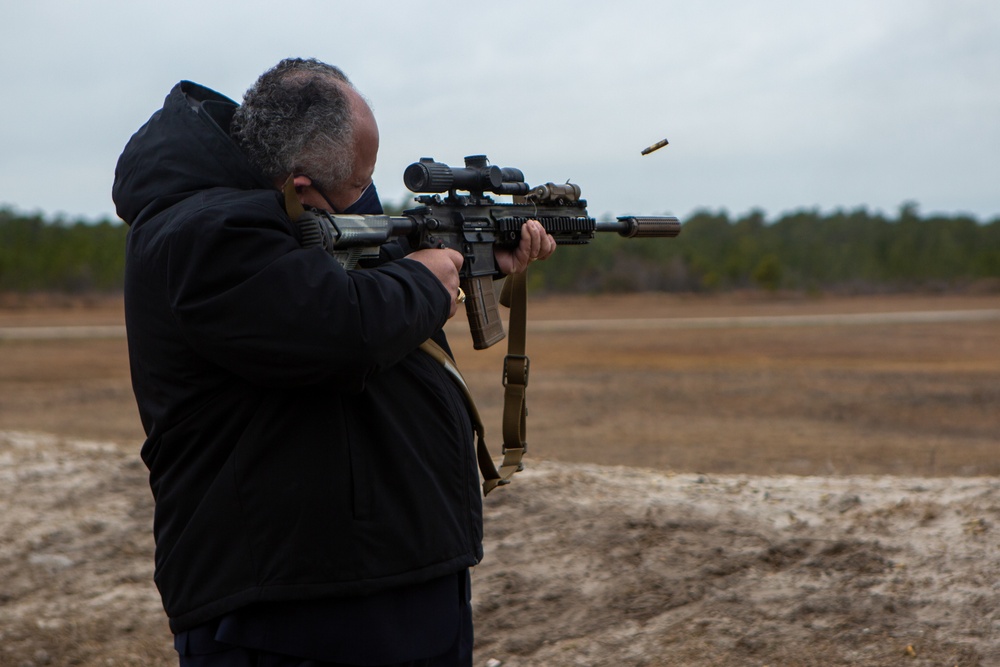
left=1, top=203, right=998, bottom=294
left=0, top=208, right=127, bottom=292
left=526, top=203, right=1000, bottom=293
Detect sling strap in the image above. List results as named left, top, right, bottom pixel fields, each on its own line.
left=420, top=270, right=530, bottom=495
left=283, top=176, right=305, bottom=220
left=497, top=270, right=529, bottom=491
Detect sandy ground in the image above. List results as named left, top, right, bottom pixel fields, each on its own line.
left=1, top=292, right=998, bottom=666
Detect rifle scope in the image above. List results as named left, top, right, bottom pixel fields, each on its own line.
left=404, top=156, right=529, bottom=195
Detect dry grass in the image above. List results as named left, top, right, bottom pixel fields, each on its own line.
left=447, top=291, right=1000, bottom=477
left=1, top=291, right=998, bottom=475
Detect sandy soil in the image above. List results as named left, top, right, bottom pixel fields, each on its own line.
left=1, top=292, right=998, bottom=666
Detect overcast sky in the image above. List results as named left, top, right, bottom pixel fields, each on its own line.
left=2, top=0, right=998, bottom=223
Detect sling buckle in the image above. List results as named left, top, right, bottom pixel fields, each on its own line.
left=503, top=354, right=530, bottom=387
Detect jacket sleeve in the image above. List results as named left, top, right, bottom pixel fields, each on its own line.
left=159, top=192, right=450, bottom=387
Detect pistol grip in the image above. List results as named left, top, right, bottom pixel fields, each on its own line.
left=463, top=275, right=506, bottom=349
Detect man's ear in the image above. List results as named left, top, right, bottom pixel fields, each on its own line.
left=287, top=174, right=332, bottom=212
left=292, top=174, right=314, bottom=195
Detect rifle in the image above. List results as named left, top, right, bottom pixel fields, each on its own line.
left=290, top=155, right=680, bottom=491
left=292, top=154, right=681, bottom=350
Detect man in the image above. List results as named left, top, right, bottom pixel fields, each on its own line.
left=112, top=58, right=555, bottom=666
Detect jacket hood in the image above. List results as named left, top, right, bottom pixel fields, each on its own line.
left=112, top=81, right=273, bottom=225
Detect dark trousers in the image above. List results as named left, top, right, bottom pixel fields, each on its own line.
left=176, top=574, right=473, bottom=667
left=178, top=638, right=471, bottom=667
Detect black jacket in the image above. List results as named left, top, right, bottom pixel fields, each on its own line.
left=113, top=81, right=483, bottom=633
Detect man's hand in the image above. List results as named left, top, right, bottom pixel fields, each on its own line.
left=495, top=219, right=557, bottom=275
left=406, top=247, right=465, bottom=318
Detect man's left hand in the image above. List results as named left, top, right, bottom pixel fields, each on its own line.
left=494, top=219, right=557, bottom=274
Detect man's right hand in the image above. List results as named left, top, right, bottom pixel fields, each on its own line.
left=406, top=248, right=465, bottom=318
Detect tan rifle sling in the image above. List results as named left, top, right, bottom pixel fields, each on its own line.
left=283, top=176, right=305, bottom=220
left=420, top=270, right=529, bottom=495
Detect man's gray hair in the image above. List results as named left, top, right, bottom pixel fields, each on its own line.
left=230, top=58, right=358, bottom=190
